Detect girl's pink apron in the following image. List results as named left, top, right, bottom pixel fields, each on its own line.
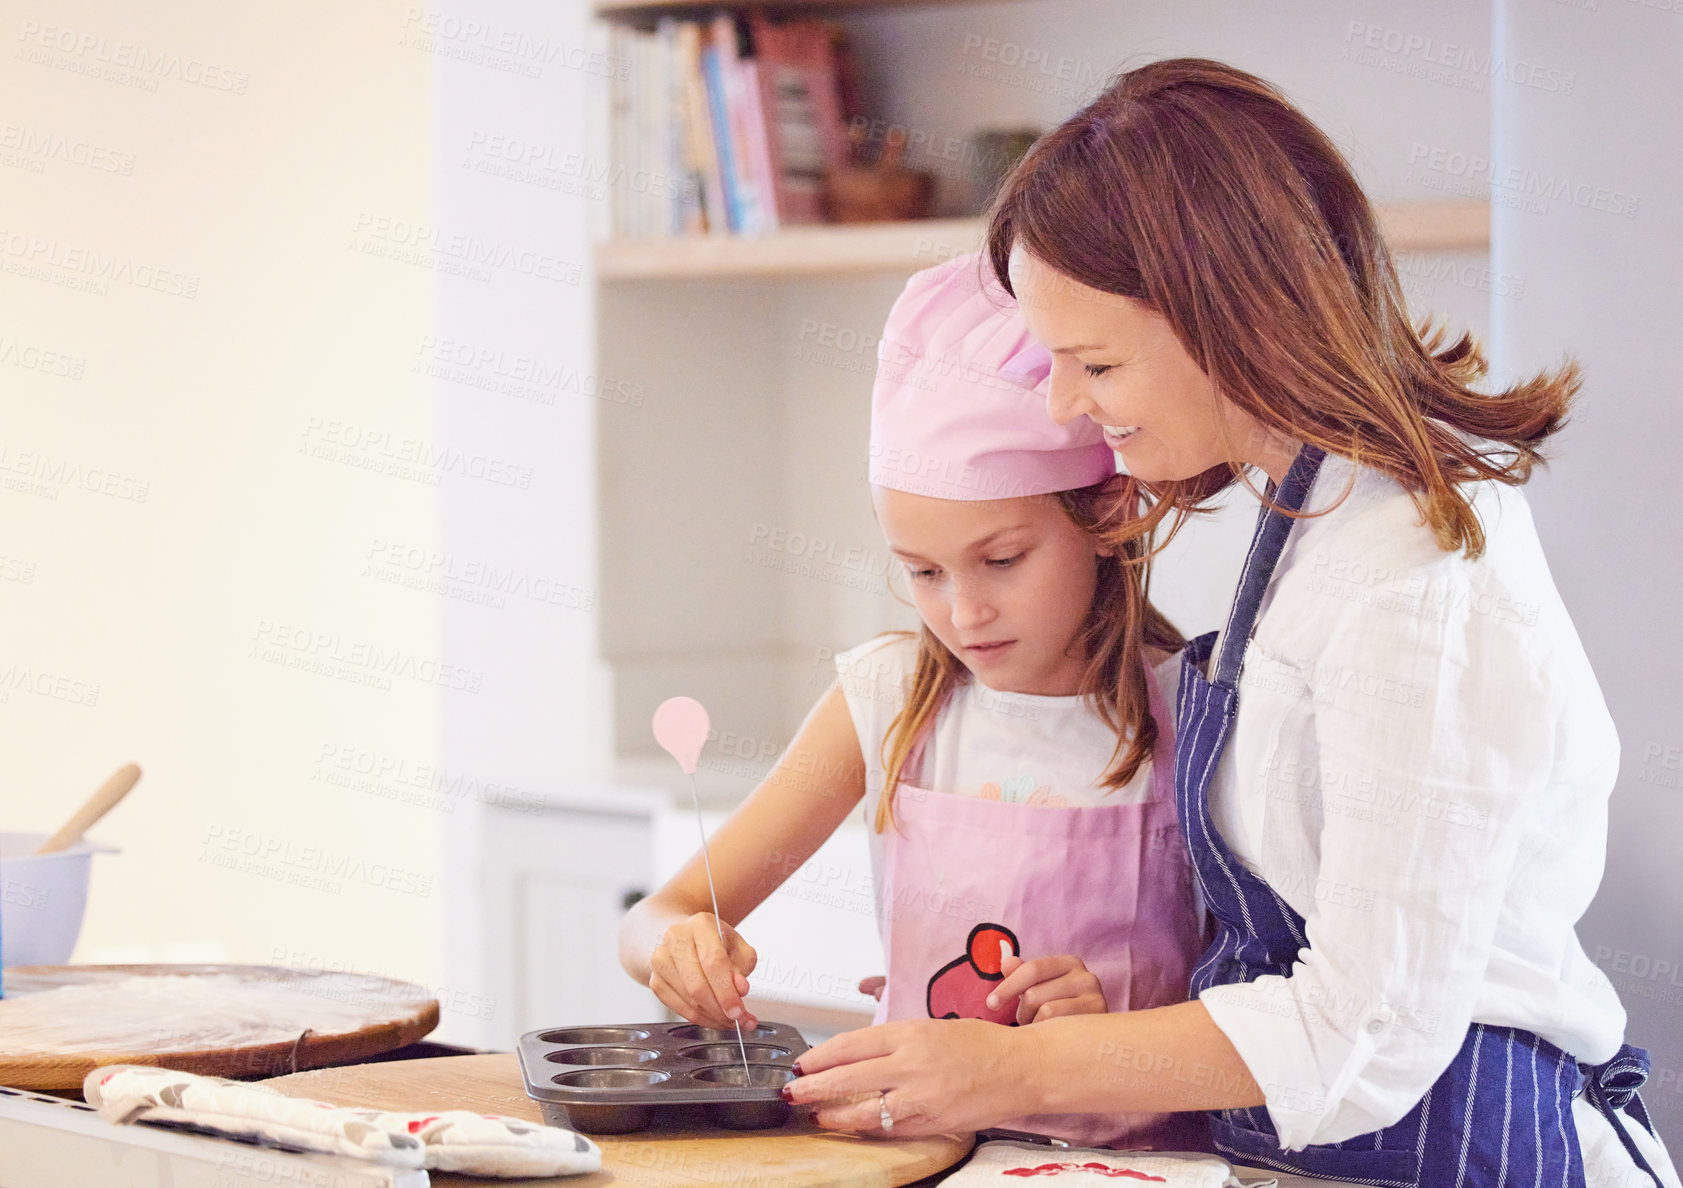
left=871, top=664, right=1208, bottom=1150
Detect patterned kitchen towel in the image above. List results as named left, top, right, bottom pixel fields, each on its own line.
left=84, top=1064, right=602, bottom=1178
left=361, top=1108, right=602, bottom=1177
left=938, top=1140, right=1271, bottom=1186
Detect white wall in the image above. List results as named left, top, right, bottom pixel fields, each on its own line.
left=428, top=0, right=607, bottom=1046
left=1492, top=0, right=1683, bottom=1142
left=2, top=0, right=442, bottom=980
left=0, top=0, right=606, bottom=1050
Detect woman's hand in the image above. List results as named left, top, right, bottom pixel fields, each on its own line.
left=647, top=913, right=758, bottom=1030
left=986, top=953, right=1106, bottom=1024
left=787, top=1018, right=1031, bottom=1138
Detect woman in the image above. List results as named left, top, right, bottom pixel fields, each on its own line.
left=786, top=58, right=1679, bottom=1187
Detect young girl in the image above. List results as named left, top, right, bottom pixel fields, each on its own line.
left=619, top=251, right=1206, bottom=1149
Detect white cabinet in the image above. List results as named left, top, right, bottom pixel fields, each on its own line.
left=480, top=794, right=664, bottom=1046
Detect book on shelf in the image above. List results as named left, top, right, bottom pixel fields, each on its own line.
left=676, top=20, right=721, bottom=236
left=749, top=12, right=850, bottom=228
left=608, top=11, right=856, bottom=239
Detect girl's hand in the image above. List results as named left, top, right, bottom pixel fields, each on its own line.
left=985, top=953, right=1106, bottom=1024
left=787, top=1018, right=1029, bottom=1137
left=648, top=913, right=758, bottom=1030
left=857, top=975, right=886, bottom=1001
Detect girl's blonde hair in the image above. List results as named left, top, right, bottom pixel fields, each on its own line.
left=872, top=477, right=1183, bottom=833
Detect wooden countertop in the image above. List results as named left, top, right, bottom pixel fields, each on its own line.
left=263, top=1053, right=1362, bottom=1187
left=263, top=1053, right=973, bottom=1187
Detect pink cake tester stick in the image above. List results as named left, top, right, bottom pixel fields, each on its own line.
left=653, top=696, right=751, bottom=1080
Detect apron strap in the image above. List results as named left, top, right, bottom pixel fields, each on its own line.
left=1211, top=444, right=1327, bottom=690
left=1581, top=1043, right=1664, bottom=1187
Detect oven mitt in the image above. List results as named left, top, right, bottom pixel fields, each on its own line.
left=938, top=1140, right=1271, bottom=1186
left=85, top=1064, right=602, bottom=1178
left=84, top=1064, right=427, bottom=1168
left=358, top=1108, right=601, bottom=1177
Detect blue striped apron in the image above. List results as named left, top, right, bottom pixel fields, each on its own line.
left=1175, top=443, right=1664, bottom=1187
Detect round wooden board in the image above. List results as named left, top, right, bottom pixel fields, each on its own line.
left=0, top=964, right=439, bottom=1091
left=264, top=1053, right=976, bottom=1188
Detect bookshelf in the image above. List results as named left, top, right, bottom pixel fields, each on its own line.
left=595, top=200, right=1490, bottom=280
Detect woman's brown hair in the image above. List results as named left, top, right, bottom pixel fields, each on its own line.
left=872, top=477, right=1183, bottom=833
left=985, top=57, right=1577, bottom=559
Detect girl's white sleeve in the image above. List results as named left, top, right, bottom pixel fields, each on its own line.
left=834, top=635, right=916, bottom=817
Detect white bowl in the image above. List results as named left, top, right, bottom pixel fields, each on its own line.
left=1, top=831, right=118, bottom=967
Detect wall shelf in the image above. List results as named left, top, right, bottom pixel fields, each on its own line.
left=596, top=217, right=981, bottom=280
left=595, top=200, right=1489, bottom=281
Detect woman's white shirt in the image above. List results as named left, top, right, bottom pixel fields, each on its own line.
left=1195, top=452, right=1677, bottom=1186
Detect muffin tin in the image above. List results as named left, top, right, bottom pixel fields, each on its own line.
left=517, top=1021, right=809, bottom=1134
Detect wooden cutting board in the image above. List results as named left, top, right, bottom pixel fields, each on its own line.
left=264, top=1053, right=975, bottom=1188
left=0, top=964, right=439, bottom=1091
